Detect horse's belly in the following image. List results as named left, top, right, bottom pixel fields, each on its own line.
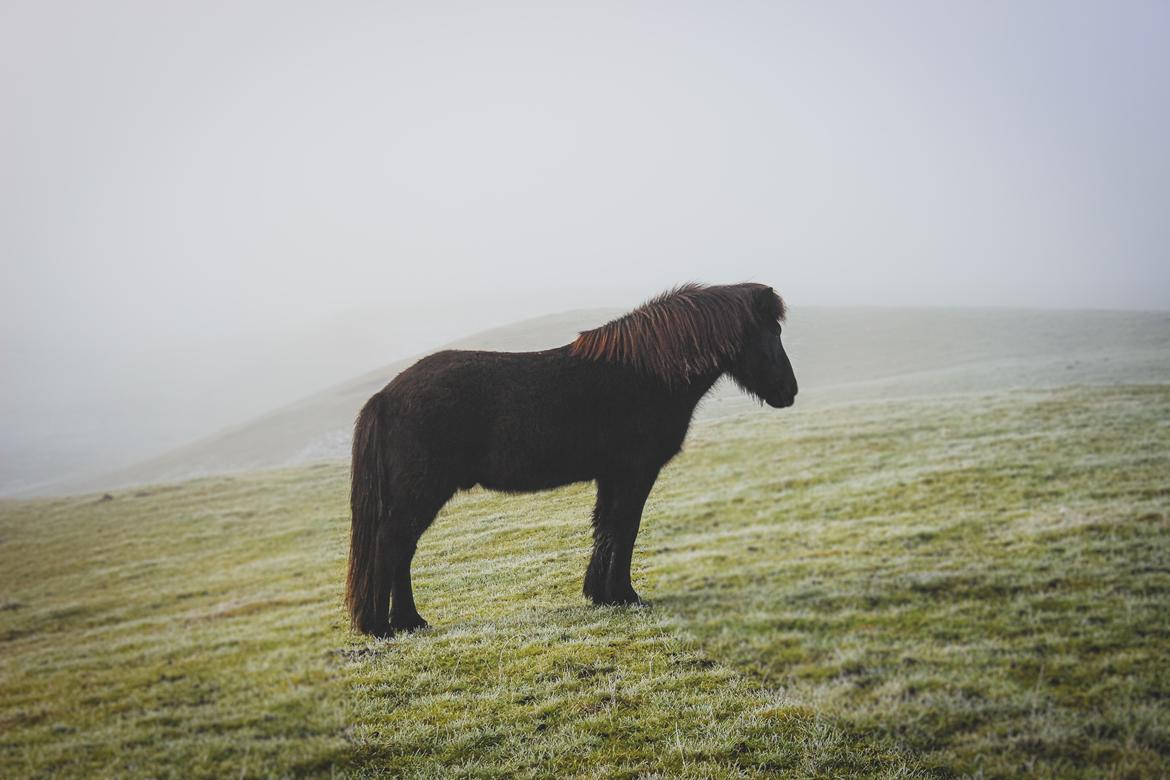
left=474, top=442, right=594, bottom=493
left=477, top=473, right=587, bottom=493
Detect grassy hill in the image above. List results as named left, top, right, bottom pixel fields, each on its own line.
left=2, top=385, right=1168, bottom=778
left=46, top=306, right=1170, bottom=496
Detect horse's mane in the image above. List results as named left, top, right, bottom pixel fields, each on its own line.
left=568, top=283, right=786, bottom=384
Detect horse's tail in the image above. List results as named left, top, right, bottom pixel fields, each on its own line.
left=346, top=393, right=391, bottom=632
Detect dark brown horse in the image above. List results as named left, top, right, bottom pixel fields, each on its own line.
left=347, top=283, right=797, bottom=636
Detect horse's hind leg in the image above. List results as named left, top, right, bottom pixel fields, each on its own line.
left=372, top=525, right=420, bottom=634
left=585, top=471, right=657, bottom=606
left=389, top=534, right=426, bottom=631
left=366, top=523, right=394, bottom=636
left=380, top=489, right=452, bottom=634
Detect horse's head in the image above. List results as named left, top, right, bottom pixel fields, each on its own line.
left=728, top=286, right=798, bottom=408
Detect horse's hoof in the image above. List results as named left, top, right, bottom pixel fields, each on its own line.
left=592, top=590, right=650, bottom=608
left=388, top=616, right=430, bottom=634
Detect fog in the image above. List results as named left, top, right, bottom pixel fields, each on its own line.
left=2, top=1, right=1169, bottom=494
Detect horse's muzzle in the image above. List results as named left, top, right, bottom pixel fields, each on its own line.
left=766, top=393, right=796, bottom=409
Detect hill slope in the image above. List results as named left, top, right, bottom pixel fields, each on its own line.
left=2, top=385, right=1168, bottom=778
left=53, top=309, right=620, bottom=495
left=55, top=307, right=1170, bottom=495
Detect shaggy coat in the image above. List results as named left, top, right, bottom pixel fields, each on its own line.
left=347, top=283, right=797, bottom=636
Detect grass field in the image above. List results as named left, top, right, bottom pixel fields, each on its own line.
left=2, top=385, right=1168, bottom=778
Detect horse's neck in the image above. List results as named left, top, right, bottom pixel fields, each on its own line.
left=675, top=370, right=724, bottom=411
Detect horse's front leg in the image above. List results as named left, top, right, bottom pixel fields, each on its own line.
left=583, top=480, right=616, bottom=603
left=584, top=471, right=657, bottom=606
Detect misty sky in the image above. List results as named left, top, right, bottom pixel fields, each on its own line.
left=2, top=1, right=1169, bottom=491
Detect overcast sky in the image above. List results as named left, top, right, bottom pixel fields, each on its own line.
left=2, top=1, right=1169, bottom=491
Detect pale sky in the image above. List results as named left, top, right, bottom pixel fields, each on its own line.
left=2, top=1, right=1169, bottom=492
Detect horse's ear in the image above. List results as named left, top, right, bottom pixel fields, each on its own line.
left=751, top=285, right=784, bottom=320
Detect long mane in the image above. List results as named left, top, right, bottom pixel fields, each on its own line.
left=568, top=283, right=786, bottom=384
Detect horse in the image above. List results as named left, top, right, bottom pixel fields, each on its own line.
left=346, top=282, right=797, bottom=636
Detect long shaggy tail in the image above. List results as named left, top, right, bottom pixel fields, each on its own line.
left=346, top=394, right=390, bottom=632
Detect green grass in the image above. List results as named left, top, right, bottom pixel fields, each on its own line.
left=2, top=386, right=1168, bottom=778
